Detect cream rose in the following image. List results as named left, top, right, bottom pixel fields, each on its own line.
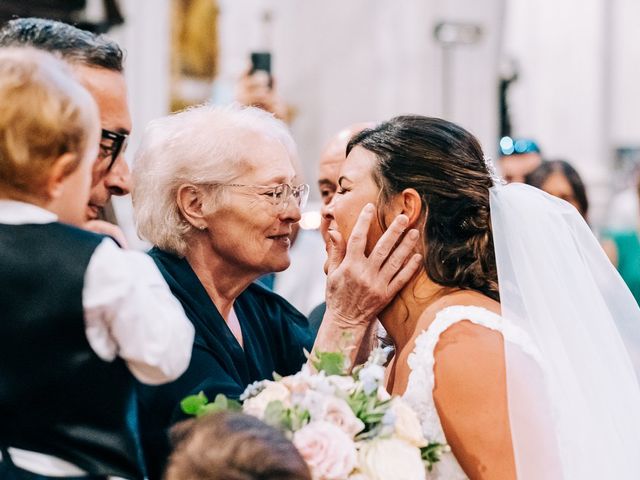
left=358, top=438, right=426, bottom=480
left=390, top=398, right=428, bottom=447
left=293, top=421, right=357, bottom=480
left=242, top=381, right=290, bottom=418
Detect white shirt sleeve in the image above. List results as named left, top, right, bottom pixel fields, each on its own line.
left=83, top=238, right=194, bottom=385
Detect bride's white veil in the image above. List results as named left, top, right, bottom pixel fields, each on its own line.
left=490, top=182, right=640, bottom=479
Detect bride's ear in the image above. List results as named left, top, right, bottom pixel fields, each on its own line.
left=380, top=188, right=424, bottom=230
left=396, top=188, right=423, bottom=227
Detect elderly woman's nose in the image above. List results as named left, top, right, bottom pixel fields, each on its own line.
left=279, top=198, right=302, bottom=222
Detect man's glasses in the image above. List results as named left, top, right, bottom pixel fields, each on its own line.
left=98, top=128, right=129, bottom=171
left=221, top=183, right=310, bottom=213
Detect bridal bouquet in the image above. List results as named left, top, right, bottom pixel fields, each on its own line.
left=181, top=348, right=448, bottom=480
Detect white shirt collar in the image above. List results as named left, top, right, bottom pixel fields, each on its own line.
left=0, top=200, right=58, bottom=225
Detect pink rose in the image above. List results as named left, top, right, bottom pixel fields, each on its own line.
left=322, top=396, right=365, bottom=437
left=293, top=421, right=357, bottom=480
left=281, top=373, right=311, bottom=395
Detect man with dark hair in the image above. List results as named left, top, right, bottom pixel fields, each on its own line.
left=0, top=17, right=132, bottom=244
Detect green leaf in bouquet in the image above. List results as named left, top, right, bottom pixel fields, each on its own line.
left=180, top=391, right=209, bottom=416
left=211, top=393, right=241, bottom=412
left=225, top=397, right=242, bottom=411
left=421, top=442, right=449, bottom=471
left=196, top=401, right=226, bottom=416
left=289, top=407, right=311, bottom=431
left=347, top=388, right=393, bottom=436
left=312, top=351, right=347, bottom=376
left=180, top=392, right=240, bottom=417
left=263, top=400, right=287, bottom=428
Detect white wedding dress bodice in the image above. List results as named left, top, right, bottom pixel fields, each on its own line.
left=402, top=305, right=539, bottom=479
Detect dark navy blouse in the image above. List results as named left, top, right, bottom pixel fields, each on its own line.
left=137, top=247, right=314, bottom=478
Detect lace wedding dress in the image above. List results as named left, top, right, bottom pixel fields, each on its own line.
left=402, top=305, right=539, bottom=479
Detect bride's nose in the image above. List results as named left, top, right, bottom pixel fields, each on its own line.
left=322, top=195, right=336, bottom=223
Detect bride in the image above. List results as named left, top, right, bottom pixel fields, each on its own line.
left=321, top=115, right=640, bottom=479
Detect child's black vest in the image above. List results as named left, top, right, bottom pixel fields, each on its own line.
left=0, top=222, right=144, bottom=479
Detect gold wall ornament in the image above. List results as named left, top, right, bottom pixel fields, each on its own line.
left=170, top=0, right=219, bottom=112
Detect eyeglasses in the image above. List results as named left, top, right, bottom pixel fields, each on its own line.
left=220, top=183, right=310, bottom=213
left=97, top=128, right=129, bottom=171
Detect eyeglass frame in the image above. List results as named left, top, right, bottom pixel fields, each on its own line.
left=98, top=128, right=129, bottom=171
left=215, top=182, right=310, bottom=212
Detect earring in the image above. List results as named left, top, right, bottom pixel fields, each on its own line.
left=199, top=225, right=206, bottom=231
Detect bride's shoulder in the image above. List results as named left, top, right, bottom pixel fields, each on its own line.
left=415, top=292, right=503, bottom=342
left=414, top=293, right=506, bottom=378
left=433, top=318, right=505, bottom=375
left=427, top=302, right=508, bottom=425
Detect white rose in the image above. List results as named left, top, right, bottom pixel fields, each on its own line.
left=358, top=438, right=426, bottom=480
left=293, top=421, right=357, bottom=480
left=390, top=398, right=428, bottom=447
left=242, top=381, right=290, bottom=418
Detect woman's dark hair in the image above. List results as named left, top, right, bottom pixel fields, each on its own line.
left=165, top=412, right=311, bottom=480
left=347, top=115, right=499, bottom=301
left=525, top=160, right=589, bottom=218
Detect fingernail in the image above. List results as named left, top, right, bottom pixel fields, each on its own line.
left=408, top=229, right=419, bottom=240
left=413, top=253, right=423, bottom=262
left=364, top=203, right=374, bottom=213
left=398, top=214, right=408, bottom=226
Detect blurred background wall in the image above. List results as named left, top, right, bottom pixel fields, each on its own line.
left=2, top=0, right=639, bottom=236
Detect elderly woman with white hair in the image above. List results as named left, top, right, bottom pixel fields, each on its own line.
left=131, top=104, right=421, bottom=478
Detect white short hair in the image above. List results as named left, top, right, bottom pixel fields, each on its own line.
left=132, top=103, right=297, bottom=256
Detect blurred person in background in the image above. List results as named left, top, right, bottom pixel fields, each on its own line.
left=235, top=69, right=294, bottom=124
left=0, top=17, right=132, bottom=246
left=132, top=104, right=420, bottom=478
left=525, top=159, right=589, bottom=220
left=602, top=175, right=640, bottom=305
left=498, top=136, right=543, bottom=183
left=165, top=412, right=311, bottom=480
